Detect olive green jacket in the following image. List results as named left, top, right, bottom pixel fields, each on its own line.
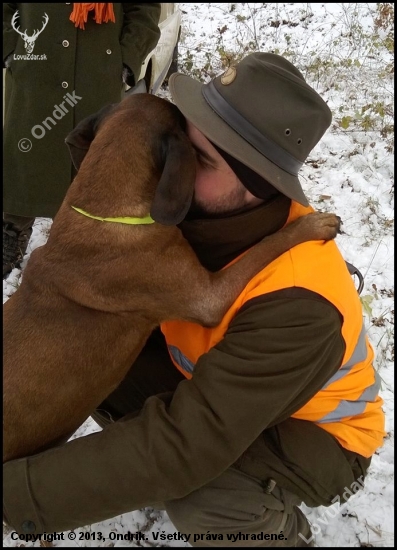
left=3, top=3, right=161, bottom=217
left=3, top=195, right=371, bottom=535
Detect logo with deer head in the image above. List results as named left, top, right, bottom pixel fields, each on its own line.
left=11, top=11, right=49, bottom=54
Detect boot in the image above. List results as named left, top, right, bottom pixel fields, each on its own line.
left=3, top=222, right=33, bottom=278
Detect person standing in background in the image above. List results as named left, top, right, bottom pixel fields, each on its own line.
left=3, top=3, right=161, bottom=278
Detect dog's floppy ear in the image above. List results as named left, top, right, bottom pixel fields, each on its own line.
left=150, top=131, right=197, bottom=226
left=65, top=103, right=116, bottom=171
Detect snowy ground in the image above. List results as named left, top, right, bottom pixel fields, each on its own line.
left=3, top=3, right=394, bottom=548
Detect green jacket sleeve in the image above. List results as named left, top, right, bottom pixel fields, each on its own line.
left=3, top=3, right=18, bottom=63
left=120, top=3, right=161, bottom=83
left=3, top=295, right=345, bottom=535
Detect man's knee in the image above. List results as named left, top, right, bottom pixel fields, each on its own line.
left=165, top=468, right=313, bottom=547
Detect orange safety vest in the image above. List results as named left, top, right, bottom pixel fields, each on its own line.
left=161, top=202, right=385, bottom=458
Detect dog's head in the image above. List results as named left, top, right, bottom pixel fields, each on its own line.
left=65, top=93, right=196, bottom=226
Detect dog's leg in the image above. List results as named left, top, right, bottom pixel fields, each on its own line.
left=184, top=212, right=341, bottom=326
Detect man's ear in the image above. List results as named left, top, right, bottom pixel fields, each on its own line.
left=65, top=103, right=116, bottom=171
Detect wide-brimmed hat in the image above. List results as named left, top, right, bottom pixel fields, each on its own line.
left=169, top=52, right=332, bottom=206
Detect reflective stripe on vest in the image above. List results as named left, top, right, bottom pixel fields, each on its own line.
left=167, top=322, right=379, bottom=426
left=319, top=370, right=382, bottom=423
left=168, top=345, right=195, bottom=375
left=321, top=324, right=368, bottom=389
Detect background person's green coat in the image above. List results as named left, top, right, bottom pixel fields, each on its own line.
left=3, top=3, right=161, bottom=218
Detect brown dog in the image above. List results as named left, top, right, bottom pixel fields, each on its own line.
left=3, top=93, right=340, bottom=462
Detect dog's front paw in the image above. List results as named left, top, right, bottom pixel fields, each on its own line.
left=299, top=212, right=342, bottom=242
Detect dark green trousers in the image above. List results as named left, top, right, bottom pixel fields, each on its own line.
left=91, top=329, right=370, bottom=547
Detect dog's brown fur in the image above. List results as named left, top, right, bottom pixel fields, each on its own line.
left=3, top=94, right=340, bottom=462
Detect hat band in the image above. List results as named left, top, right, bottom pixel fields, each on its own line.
left=202, top=81, right=303, bottom=177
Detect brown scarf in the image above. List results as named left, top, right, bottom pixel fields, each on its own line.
left=70, top=3, right=115, bottom=30
left=179, top=195, right=291, bottom=272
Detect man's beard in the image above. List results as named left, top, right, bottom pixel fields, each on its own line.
left=188, top=185, right=251, bottom=219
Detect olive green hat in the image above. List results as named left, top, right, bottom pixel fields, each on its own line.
left=169, top=52, right=332, bottom=206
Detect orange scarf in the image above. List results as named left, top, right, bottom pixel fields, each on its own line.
left=70, top=3, right=115, bottom=30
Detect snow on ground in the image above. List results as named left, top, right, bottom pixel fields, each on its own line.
left=3, top=3, right=394, bottom=547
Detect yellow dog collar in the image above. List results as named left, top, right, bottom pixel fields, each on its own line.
left=71, top=206, right=155, bottom=225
